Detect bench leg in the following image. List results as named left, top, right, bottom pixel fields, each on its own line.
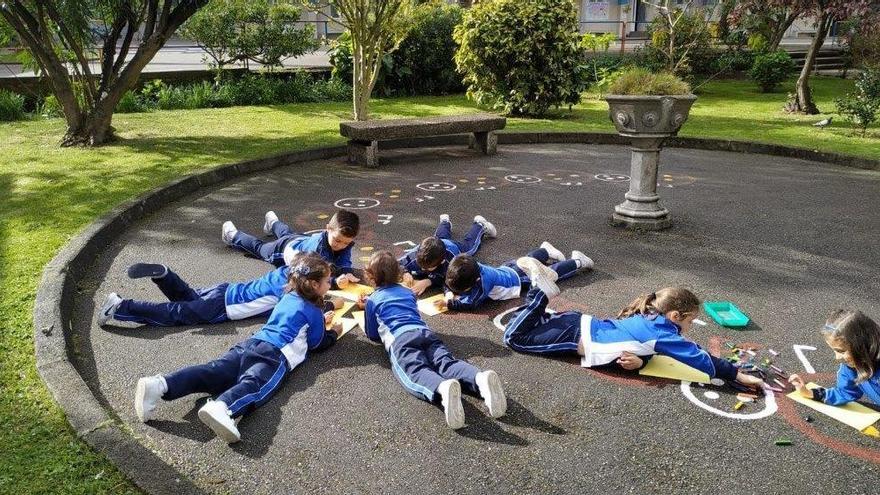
left=347, top=140, right=379, bottom=168
left=470, top=131, right=497, bottom=155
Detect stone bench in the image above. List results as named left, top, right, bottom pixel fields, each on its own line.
left=339, top=113, right=507, bottom=167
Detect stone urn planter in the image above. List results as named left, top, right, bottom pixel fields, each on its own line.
left=605, top=94, right=697, bottom=230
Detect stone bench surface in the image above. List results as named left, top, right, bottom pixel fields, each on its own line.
left=340, top=113, right=506, bottom=141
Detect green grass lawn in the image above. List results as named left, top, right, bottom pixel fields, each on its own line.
left=0, top=76, right=876, bottom=494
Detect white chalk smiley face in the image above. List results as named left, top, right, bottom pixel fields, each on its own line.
left=594, top=173, right=630, bottom=183
left=334, top=198, right=380, bottom=209
left=680, top=382, right=778, bottom=420
left=416, top=182, right=456, bottom=192
left=504, top=174, right=541, bottom=184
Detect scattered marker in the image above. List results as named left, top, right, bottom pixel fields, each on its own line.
left=746, top=349, right=757, bottom=357
left=769, top=349, right=779, bottom=356
left=734, top=401, right=745, bottom=410
left=773, top=378, right=788, bottom=389
left=774, top=438, right=792, bottom=446
left=693, top=318, right=707, bottom=326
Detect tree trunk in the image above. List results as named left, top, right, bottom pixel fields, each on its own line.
left=352, top=42, right=369, bottom=121
left=793, top=14, right=831, bottom=115
left=768, top=12, right=799, bottom=52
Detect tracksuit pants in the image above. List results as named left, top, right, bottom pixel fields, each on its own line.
left=113, top=270, right=229, bottom=326
left=388, top=328, right=480, bottom=403
left=434, top=218, right=485, bottom=256
left=503, top=287, right=584, bottom=355
left=506, top=247, right=580, bottom=289
left=231, top=219, right=302, bottom=267
left=163, top=338, right=289, bottom=418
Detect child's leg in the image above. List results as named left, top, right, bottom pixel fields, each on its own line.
left=424, top=332, right=481, bottom=395
left=456, top=221, right=485, bottom=256
left=503, top=287, right=581, bottom=354
left=151, top=269, right=201, bottom=302
left=216, top=340, right=288, bottom=418
left=162, top=343, right=244, bottom=400
left=434, top=217, right=452, bottom=240
left=113, top=286, right=228, bottom=326
left=230, top=230, right=290, bottom=266
left=388, top=330, right=447, bottom=402
left=550, top=259, right=580, bottom=282
left=525, top=247, right=550, bottom=264
left=270, top=219, right=296, bottom=239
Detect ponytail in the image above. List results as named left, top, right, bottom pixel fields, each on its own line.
left=617, top=287, right=700, bottom=319
left=617, top=292, right=658, bottom=319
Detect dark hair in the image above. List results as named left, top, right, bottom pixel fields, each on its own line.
left=365, top=250, right=402, bottom=287
left=328, top=209, right=360, bottom=238
left=416, top=236, right=446, bottom=270
left=617, top=287, right=701, bottom=319
left=823, top=310, right=880, bottom=383
left=284, top=253, right=331, bottom=306
left=445, top=255, right=480, bottom=294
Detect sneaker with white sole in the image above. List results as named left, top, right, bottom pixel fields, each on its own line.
left=438, top=379, right=465, bottom=429
left=475, top=370, right=507, bottom=418
left=516, top=257, right=560, bottom=299
left=263, top=211, right=279, bottom=236
left=571, top=251, right=594, bottom=270
left=540, top=241, right=566, bottom=263
left=127, top=263, right=168, bottom=279
left=473, top=215, right=497, bottom=238
left=439, top=214, right=450, bottom=224
left=221, top=221, right=237, bottom=246
left=97, top=293, right=123, bottom=325
left=198, top=400, right=241, bottom=443
left=135, top=375, right=167, bottom=422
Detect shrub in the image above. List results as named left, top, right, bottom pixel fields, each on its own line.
left=643, top=8, right=716, bottom=79
left=453, top=0, right=586, bottom=116
left=329, top=1, right=463, bottom=96
left=710, top=49, right=756, bottom=75
left=608, top=67, right=691, bottom=96
left=0, top=89, right=26, bottom=121
left=115, top=91, right=149, bottom=113
left=38, top=94, right=63, bottom=118
left=748, top=50, right=794, bottom=92
left=836, top=67, right=880, bottom=136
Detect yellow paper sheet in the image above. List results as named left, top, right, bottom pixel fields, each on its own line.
left=351, top=310, right=365, bottom=332
left=639, top=354, right=712, bottom=384
left=330, top=302, right=355, bottom=326
left=337, top=318, right=358, bottom=338
left=327, top=283, right=374, bottom=302
left=417, top=294, right=448, bottom=316
left=787, top=383, right=880, bottom=432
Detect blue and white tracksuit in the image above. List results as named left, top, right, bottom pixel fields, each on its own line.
left=448, top=247, right=579, bottom=311
left=811, top=365, right=880, bottom=406
left=231, top=221, right=354, bottom=274
left=113, top=266, right=291, bottom=327
left=364, top=284, right=480, bottom=402
left=503, top=287, right=738, bottom=380
left=162, top=292, right=336, bottom=418
left=398, top=218, right=485, bottom=288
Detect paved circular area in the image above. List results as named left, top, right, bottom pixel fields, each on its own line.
left=74, top=144, right=880, bottom=494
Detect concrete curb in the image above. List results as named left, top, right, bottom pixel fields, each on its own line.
left=32, top=132, right=879, bottom=494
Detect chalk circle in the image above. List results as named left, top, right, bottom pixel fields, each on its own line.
left=703, top=391, right=720, bottom=400
left=681, top=381, right=778, bottom=420
left=710, top=378, right=725, bottom=386
left=594, top=173, right=630, bottom=183
left=504, top=174, right=541, bottom=184
left=416, top=182, right=456, bottom=192
left=334, top=198, right=380, bottom=209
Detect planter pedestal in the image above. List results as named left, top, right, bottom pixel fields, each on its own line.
left=611, top=136, right=671, bottom=230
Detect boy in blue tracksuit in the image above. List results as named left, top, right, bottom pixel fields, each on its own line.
left=397, top=214, right=496, bottom=295
left=222, top=209, right=360, bottom=289
left=134, top=255, right=340, bottom=443
left=360, top=251, right=507, bottom=429
left=98, top=262, right=340, bottom=327
left=501, top=267, right=765, bottom=388
left=438, top=244, right=593, bottom=312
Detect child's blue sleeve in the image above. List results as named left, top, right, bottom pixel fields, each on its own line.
left=447, top=290, right=481, bottom=311
left=336, top=244, right=354, bottom=272
left=653, top=332, right=737, bottom=381
left=813, top=364, right=864, bottom=405
left=307, top=307, right=336, bottom=352
left=364, top=298, right=381, bottom=343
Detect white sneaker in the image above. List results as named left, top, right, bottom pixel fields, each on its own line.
left=475, top=370, right=507, bottom=418
left=438, top=379, right=465, bottom=430
left=439, top=214, right=450, bottom=224
left=134, top=375, right=167, bottom=422
left=221, top=221, right=237, bottom=246
left=198, top=400, right=241, bottom=443
left=540, top=241, right=566, bottom=263
left=97, top=293, right=123, bottom=325
left=473, top=215, right=497, bottom=238
left=263, top=211, right=279, bottom=236
left=571, top=250, right=594, bottom=270
left=516, top=257, right=560, bottom=299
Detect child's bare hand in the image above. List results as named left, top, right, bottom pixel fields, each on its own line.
left=356, top=293, right=367, bottom=309
left=401, top=273, right=415, bottom=288
left=788, top=374, right=812, bottom=398
left=735, top=372, right=764, bottom=389
left=433, top=297, right=448, bottom=310
left=411, top=279, right=432, bottom=296
left=336, top=273, right=360, bottom=288
left=330, top=297, right=345, bottom=310
left=616, top=351, right=643, bottom=370
left=323, top=311, right=335, bottom=326
left=331, top=322, right=343, bottom=336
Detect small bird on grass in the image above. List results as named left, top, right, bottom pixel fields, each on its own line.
left=813, top=117, right=833, bottom=129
